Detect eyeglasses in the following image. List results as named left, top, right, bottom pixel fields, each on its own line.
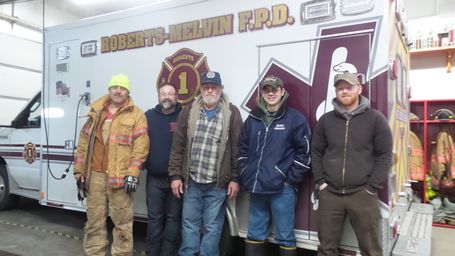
left=159, top=92, right=176, bottom=97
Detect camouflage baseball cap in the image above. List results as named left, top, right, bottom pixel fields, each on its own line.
left=260, top=75, right=283, bottom=90
left=334, top=72, right=360, bottom=87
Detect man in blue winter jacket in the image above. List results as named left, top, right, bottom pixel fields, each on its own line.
left=238, top=75, right=311, bottom=256
left=144, top=82, right=182, bottom=256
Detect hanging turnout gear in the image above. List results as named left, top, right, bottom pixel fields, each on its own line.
left=410, top=131, right=425, bottom=181
left=430, top=126, right=455, bottom=192
left=426, top=175, right=438, bottom=201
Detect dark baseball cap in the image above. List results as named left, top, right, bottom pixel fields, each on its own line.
left=201, top=71, right=222, bottom=86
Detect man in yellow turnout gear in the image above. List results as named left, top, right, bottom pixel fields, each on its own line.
left=74, top=74, right=149, bottom=256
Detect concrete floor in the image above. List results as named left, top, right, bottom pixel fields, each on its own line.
left=0, top=198, right=454, bottom=256
left=431, top=226, right=455, bottom=256
left=0, top=198, right=147, bottom=256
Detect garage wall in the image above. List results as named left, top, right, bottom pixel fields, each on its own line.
left=404, top=0, right=455, bottom=19
left=0, top=33, right=41, bottom=124
left=0, top=1, right=80, bottom=125
left=407, top=15, right=455, bottom=100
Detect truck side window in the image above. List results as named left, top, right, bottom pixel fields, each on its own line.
left=11, top=92, right=41, bottom=128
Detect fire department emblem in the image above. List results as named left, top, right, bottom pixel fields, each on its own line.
left=157, top=48, right=210, bottom=104
left=23, top=142, right=36, bottom=164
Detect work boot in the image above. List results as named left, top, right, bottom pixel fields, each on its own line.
left=279, top=245, right=297, bottom=256
left=244, top=239, right=266, bottom=256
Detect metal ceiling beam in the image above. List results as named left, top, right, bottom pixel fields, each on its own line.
left=0, top=0, right=33, bottom=5
left=0, top=12, right=42, bottom=31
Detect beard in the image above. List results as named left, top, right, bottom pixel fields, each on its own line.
left=160, top=99, right=176, bottom=110
left=337, top=95, right=358, bottom=107
left=202, top=94, right=221, bottom=106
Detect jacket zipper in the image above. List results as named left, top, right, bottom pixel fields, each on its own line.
left=341, top=120, right=349, bottom=194
left=256, top=131, right=261, bottom=152
left=250, top=110, right=286, bottom=193
left=254, top=124, right=268, bottom=193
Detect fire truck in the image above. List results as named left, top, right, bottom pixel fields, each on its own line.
left=0, top=0, right=432, bottom=255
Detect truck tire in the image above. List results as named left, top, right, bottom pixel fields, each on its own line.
left=0, top=166, right=17, bottom=210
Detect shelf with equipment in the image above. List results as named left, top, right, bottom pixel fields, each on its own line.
left=410, top=99, right=455, bottom=228
left=410, top=46, right=455, bottom=55
left=411, top=120, right=455, bottom=124
left=410, top=46, right=454, bottom=73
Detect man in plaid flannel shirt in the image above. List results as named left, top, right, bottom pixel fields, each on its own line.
left=168, top=71, right=243, bottom=256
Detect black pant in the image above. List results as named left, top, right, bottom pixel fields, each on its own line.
left=146, top=175, right=182, bottom=256
left=317, top=189, right=382, bottom=256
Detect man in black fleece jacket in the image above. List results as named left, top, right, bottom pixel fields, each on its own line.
left=144, top=83, right=182, bottom=256
left=311, top=72, right=393, bottom=256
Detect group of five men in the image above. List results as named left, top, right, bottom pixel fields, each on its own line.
left=74, top=70, right=392, bottom=256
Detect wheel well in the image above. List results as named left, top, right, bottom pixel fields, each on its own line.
left=0, top=157, right=19, bottom=210
left=0, top=157, right=9, bottom=178
left=0, top=157, right=6, bottom=166
left=0, top=158, right=15, bottom=191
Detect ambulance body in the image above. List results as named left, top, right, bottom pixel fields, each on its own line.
left=0, top=0, right=430, bottom=255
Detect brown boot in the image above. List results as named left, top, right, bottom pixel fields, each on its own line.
left=279, top=245, right=297, bottom=256
left=245, top=239, right=266, bottom=256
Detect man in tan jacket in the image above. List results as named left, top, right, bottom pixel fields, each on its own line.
left=74, top=74, right=149, bottom=256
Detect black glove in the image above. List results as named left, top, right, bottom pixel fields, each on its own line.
left=76, top=178, right=87, bottom=201
left=124, top=176, right=138, bottom=193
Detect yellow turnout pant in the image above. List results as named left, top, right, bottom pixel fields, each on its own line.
left=84, top=171, right=134, bottom=256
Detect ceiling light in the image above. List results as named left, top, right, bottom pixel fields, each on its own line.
left=72, top=0, right=171, bottom=5
left=72, top=0, right=110, bottom=5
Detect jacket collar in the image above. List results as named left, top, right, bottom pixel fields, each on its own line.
left=192, top=94, right=229, bottom=110
left=332, top=95, right=370, bottom=119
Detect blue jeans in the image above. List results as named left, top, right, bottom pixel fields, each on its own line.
left=247, top=184, right=297, bottom=247
left=146, top=175, right=182, bottom=256
left=179, top=179, right=227, bottom=256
